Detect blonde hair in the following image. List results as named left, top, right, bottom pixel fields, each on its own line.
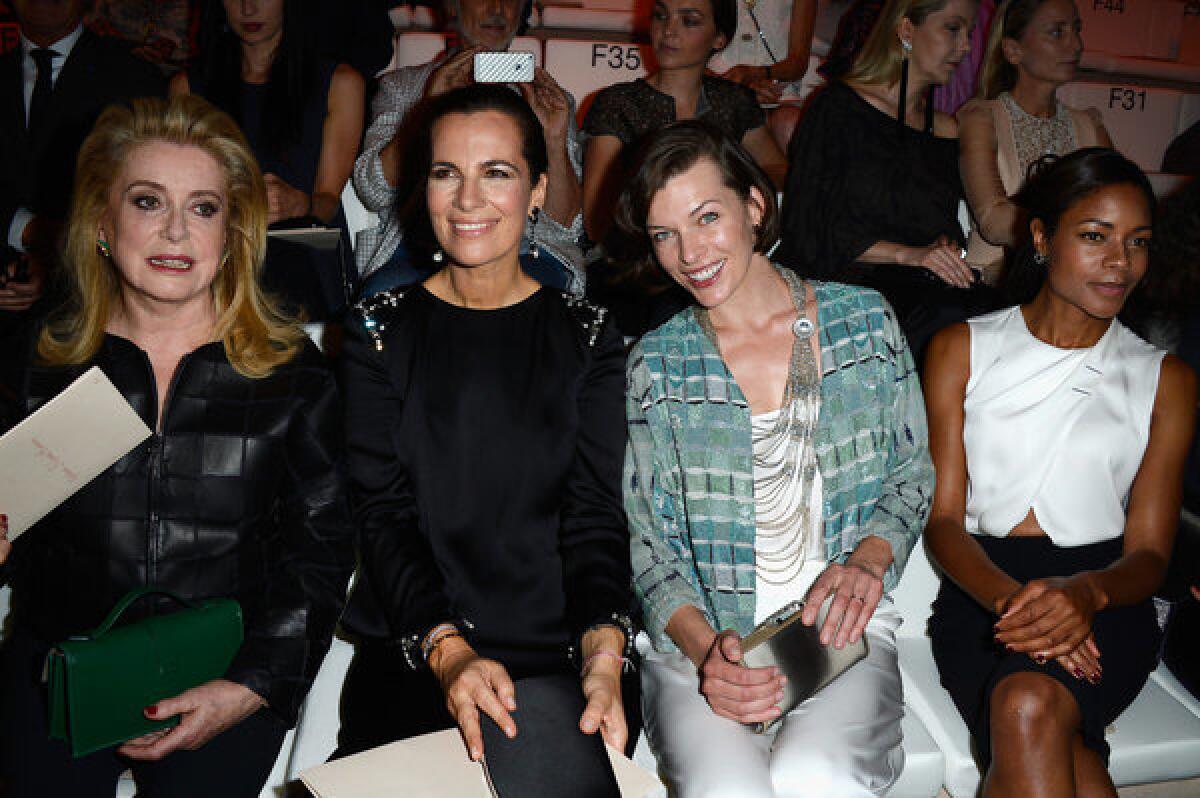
left=38, top=94, right=304, bottom=379
left=977, top=0, right=1057, bottom=100
left=845, top=0, right=964, bottom=87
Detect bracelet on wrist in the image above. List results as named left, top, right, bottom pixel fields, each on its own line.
left=421, top=623, right=462, bottom=663
left=570, top=612, right=637, bottom=669
left=581, top=649, right=633, bottom=675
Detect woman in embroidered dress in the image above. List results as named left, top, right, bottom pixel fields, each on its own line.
left=923, top=148, right=1194, bottom=797
left=959, top=0, right=1112, bottom=284
left=336, top=86, right=633, bottom=782
left=618, top=120, right=933, bottom=797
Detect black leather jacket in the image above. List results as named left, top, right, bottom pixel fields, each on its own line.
left=4, top=333, right=354, bottom=725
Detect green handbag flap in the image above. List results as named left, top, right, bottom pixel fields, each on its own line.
left=47, top=590, right=243, bottom=758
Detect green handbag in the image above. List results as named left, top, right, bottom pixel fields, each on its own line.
left=46, top=587, right=243, bottom=758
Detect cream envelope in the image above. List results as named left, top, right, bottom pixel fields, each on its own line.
left=300, top=729, right=663, bottom=798
left=0, top=366, right=152, bottom=539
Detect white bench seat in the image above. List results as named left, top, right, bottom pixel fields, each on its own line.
left=894, top=543, right=1200, bottom=798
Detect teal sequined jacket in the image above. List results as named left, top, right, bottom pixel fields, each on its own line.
left=625, top=280, right=934, bottom=651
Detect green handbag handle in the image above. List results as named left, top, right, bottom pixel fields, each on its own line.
left=82, top=588, right=200, bottom=641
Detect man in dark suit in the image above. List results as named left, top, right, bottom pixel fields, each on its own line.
left=0, top=0, right=162, bottom=324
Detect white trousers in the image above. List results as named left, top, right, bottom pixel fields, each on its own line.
left=640, top=601, right=905, bottom=798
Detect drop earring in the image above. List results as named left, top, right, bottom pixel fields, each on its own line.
left=528, top=208, right=541, bottom=259
left=898, top=38, right=912, bottom=129
left=432, top=249, right=444, bottom=263
left=96, top=238, right=111, bottom=258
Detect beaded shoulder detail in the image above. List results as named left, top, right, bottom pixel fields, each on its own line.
left=354, top=287, right=408, bottom=352
left=560, top=291, right=608, bottom=348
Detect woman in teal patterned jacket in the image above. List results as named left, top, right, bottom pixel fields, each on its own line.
left=616, top=121, right=934, bottom=797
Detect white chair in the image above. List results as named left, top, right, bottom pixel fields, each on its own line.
left=543, top=38, right=649, bottom=122
left=892, top=540, right=1200, bottom=798
left=1059, top=81, right=1186, bottom=174
left=392, top=31, right=448, bottom=71
left=540, top=6, right=644, bottom=33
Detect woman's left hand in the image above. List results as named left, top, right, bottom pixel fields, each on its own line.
left=802, top=536, right=892, bottom=648
left=117, top=679, right=265, bottom=761
left=579, top=659, right=627, bottom=752
left=722, top=66, right=784, bottom=105
left=263, top=173, right=310, bottom=224
left=519, top=68, right=571, bottom=146
left=993, top=575, right=1101, bottom=660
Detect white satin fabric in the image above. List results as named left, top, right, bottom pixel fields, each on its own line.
left=639, top=596, right=904, bottom=798
left=963, top=307, right=1164, bottom=546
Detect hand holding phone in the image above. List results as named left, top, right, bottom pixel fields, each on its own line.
left=473, top=51, right=535, bottom=83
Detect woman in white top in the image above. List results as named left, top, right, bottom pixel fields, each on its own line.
left=709, top=0, right=817, bottom=105
left=959, top=0, right=1112, bottom=284
left=923, top=147, right=1196, bottom=798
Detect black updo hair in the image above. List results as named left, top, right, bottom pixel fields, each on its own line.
left=1004, top=147, right=1155, bottom=304
left=399, top=84, right=549, bottom=263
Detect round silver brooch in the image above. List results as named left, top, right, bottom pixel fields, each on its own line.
left=792, top=317, right=814, bottom=338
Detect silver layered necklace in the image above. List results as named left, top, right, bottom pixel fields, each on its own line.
left=696, top=268, right=821, bottom=583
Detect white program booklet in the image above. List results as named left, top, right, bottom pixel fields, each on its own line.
left=300, top=729, right=664, bottom=798
left=0, top=366, right=152, bottom=539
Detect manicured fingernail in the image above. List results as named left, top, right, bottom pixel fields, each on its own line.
left=144, top=705, right=157, bottom=717
left=506, top=726, right=516, bottom=737
left=471, top=748, right=480, bottom=760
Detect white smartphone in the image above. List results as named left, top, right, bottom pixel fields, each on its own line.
left=473, top=51, right=535, bottom=83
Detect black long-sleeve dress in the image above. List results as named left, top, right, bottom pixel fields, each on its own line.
left=776, top=81, right=994, bottom=357
left=337, top=284, right=633, bottom=753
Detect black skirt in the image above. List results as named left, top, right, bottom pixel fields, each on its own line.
left=928, top=535, right=1160, bottom=766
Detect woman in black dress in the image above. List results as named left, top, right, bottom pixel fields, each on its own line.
left=170, top=0, right=364, bottom=318
left=777, top=0, right=991, bottom=358
left=337, top=85, right=633, bottom=775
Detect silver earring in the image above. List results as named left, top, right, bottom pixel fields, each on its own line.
left=901, top=39, right=912, bottom=55
left=528, top=208, right=541, bottom=259
left=1034, top=251, right=1048, bottom=266
left=432, top=249, right=444, bottom=263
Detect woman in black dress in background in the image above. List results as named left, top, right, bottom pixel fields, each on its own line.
left=171, top=0, right=364, bottom=318
left=337, top=85, right=632, bottom=777
left=777, top=0, right=992, bottom=358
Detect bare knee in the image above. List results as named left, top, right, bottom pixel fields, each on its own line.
left=990, top=672, right=1078, bottom=745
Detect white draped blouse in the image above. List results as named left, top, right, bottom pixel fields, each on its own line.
left=963, top=306, right=1164, bottom=546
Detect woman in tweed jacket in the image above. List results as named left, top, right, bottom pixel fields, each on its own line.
left=616, top=122, right=934, bottom=797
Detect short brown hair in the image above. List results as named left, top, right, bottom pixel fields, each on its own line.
left=611, top=120, right=779, bottom=290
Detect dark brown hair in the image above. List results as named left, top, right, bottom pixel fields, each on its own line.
left=610, top=120, right=779, bottom=290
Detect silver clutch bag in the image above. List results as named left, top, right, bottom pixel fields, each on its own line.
left=740, top=598, right=868, bottom=733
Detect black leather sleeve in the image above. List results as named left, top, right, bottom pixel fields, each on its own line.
left=341, top=314, right=455, bottom=647
left=225, top=349, right=356, bottom=720
left=559, top=315, right=633, bottom=641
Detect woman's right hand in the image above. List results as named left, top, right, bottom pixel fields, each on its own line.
left=697, top=630, right=787, bottom=725
left=901, top=237, right=975, bottom=289
left=1055, top=634, right=1102, bottom=685
left=429, top=635, right=518, bottom=761
left=426, top=48, right=482, bottom=99
left=0, top=514, right=10, bottom=565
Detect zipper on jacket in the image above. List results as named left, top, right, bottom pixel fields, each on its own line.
left=138, top=347, right=194, bottom=593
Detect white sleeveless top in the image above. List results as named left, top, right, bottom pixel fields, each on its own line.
left=963, top=306, right=1165, bottom=546
left=752, top=404, right=826, bottom=623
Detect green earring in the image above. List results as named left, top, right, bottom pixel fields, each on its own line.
left=96, top=238, right=111, bottom=258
